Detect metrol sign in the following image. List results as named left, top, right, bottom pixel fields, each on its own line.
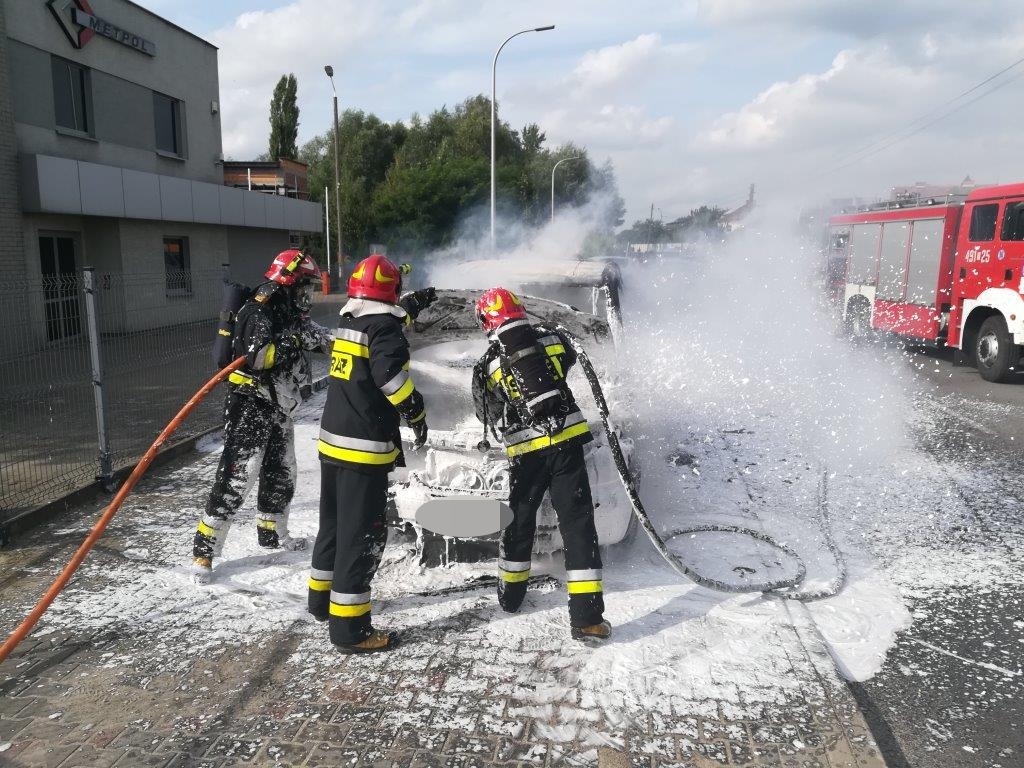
left=47, top=0, right=156, bottom=56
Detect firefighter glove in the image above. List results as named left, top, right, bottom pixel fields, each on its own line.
left=411, top=419, right=428, bottom=451
left=399, top=287, right=438, bottom=321
left=275, top=333, right=303, bottom=365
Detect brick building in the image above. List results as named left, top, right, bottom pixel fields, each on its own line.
left=0, top=0, right=322, bottom=348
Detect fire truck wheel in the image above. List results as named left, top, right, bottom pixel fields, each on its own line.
left=975, top=315, right=1018, bottom=383
left=844, top=298, right=872, bottom=342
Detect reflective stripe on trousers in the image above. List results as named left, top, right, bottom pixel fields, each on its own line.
left=329, top=590, right=371, bottom=617
left=308, top=567, right=333, bottom=592
left=566, top=568, right=603, bottom=594
left=499, top=559, right=531, bottom=583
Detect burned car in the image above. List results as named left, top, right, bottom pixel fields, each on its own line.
left=390, top=289, right=635, bottom=564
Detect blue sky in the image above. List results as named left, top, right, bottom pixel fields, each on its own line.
left=138, top=1, right=1024, bottom=223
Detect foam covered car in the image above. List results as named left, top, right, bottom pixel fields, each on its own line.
left=389, top=288, right=636, bottom=564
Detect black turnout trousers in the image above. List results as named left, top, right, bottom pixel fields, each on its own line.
left=194, top=391, right=295, bottom=559
left=500, top=442, right=604, bottom=628
left=308, top=462, right=390, bottom=645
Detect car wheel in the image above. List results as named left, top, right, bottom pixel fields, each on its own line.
left=975, top=315, right=1017, bottom=383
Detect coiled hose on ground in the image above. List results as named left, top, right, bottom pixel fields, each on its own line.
left=556, top=325, right=846, bottom=602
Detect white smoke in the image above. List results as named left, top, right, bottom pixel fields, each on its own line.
left=423, top=192, right=621, bottom=294
left=620, top=201, right=917, bottom=474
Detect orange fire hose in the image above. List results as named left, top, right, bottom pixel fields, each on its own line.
left=0, top=356, right=246, bottom=665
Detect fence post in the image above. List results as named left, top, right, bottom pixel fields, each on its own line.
left=83, top=267, right=113, bottom=490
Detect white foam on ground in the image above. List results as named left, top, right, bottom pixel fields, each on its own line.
left=8, top=222, right=1018, bottom=736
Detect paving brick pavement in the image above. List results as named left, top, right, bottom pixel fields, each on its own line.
left=0, top=395, right=887, bottom=768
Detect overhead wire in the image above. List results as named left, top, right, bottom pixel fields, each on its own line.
left=822, top=57, right=1024, bottom=177
left=832, top=52, right=1024, bottom=167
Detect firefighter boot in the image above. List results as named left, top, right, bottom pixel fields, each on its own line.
left=497, top=579, right=528, bottom=613
left=334, top=629, right=398, bottom=655
left=571, top=620, right=612, bottom=642
left=190, top=556, right=213, bottom=585
left=256, top=515, right=307, bottom=551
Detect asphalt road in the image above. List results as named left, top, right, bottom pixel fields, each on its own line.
left=852, top=345, right=1024, bottom=768
left=911, top=345, right=1024, bottom=444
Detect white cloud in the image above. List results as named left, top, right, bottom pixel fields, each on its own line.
left=571, top=33, right=695, bottom=91
left=504, top=33, right=689, bottom=154
left=200, top=0, right=1024, bottom=222
left=695, top=51, right=850, bottom=150
left=699, top=0, right=948, bottom=38
left=542, top=104, right=674, bottom=150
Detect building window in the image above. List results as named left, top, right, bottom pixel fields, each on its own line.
left=51, top=57, right=91, bottom=134
left=969, top=203, right=999, bottom=241
left=154, top=92, right=183, bottom=155
left=164, top=237, right=192, bottom=296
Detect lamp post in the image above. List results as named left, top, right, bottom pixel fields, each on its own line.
left=550, top=155, right=583, bottom=222
left=491, top=24, right=554, bottom=250
left=324, top=65, right=343, bottom=280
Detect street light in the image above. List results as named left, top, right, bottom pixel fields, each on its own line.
left=491, top=24, right=555, bottom=250
left=550, top=155, right=583, bottom=222
left=324, top=65, right=343, bottom=280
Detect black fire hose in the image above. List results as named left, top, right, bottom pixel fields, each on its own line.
left=556, top=326, right=846, bottom=602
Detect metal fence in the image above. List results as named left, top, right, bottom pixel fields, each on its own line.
left=0, top=267, right=225, bottom=521
left=0, top=268, right=345, bottom=523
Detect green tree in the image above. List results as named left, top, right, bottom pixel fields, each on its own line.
left=301, top=110, right=407, bottom=258
left=667, top=205, right=727, bottom=240
left=521, top=123, right=545, bottom=156
left=294, top=94, right=627, bottom=258
left=269, top=74, right=299, bottom=161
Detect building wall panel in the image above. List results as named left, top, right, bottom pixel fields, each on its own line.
left=265, top=194, right=285, bottom=230
left=37, top=154, right=82, bottom=214
left=243, top=190, right=266, bottom=228
left=79, top=161, right=126, bottom=217
left=191, top=180, right=220, bottom=224
left=158, top=174, right=192, bottom=223
left=122, top=169, right=161, bottom=220
left=219, top=186, right=244, bottom=226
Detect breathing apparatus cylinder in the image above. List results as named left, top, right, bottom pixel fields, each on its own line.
left=494, top=321, right=566, bottom=436
left=212, top=280, right=252, bottom=370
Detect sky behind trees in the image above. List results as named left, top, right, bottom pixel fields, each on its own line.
left=142, top=0, right=1024, bottom=221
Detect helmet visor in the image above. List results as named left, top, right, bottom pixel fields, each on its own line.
left=294, top=283, right=313, bottom=312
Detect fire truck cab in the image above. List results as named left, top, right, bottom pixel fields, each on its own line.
left=829, top=183, right=1024, bottom=382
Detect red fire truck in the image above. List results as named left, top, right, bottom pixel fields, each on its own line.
left=829, top=182, right=1024, bottom=382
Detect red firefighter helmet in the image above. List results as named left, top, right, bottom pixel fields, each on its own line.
left=348, top=254, right=402, bottom=303
left=475, top=287, right=527, bottom=331
left=265, top=249, right=321, bottom=286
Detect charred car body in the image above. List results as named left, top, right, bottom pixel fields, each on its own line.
left=388, top=285, right=635, bottom=564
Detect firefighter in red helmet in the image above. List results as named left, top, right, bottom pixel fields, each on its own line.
left=308, top=253, right=437, bottom=653
left=471, top=287, right=610, bottom=642
left=191, top=250, right=332, bottom=582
